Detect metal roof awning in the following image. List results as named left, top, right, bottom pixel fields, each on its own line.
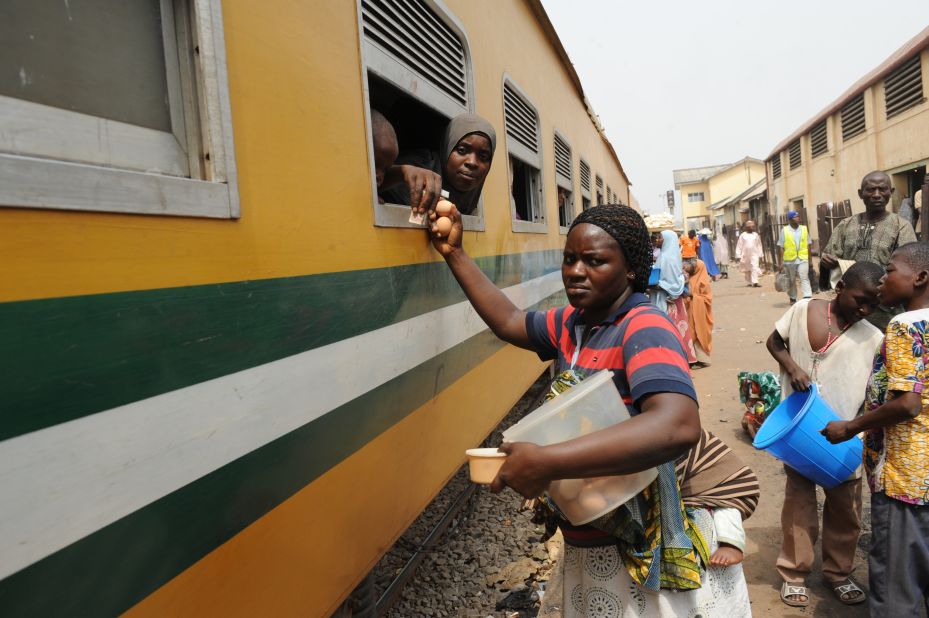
left=742, top=185, right=767, bottom=202
left=717, top=178, right=767, bottom=211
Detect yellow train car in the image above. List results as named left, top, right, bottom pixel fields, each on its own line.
left=0, top=0, right=631, bottom=615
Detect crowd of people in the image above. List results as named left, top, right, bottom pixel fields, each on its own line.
left=370, top=107, right=929, bottom=616
left=652, top=171, right=929, bottom=613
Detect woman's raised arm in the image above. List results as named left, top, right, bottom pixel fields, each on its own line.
left=431, top=205, right=532, bottom=349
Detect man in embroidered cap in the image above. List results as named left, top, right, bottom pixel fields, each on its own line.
left=777, top=210, right=812, bottom=304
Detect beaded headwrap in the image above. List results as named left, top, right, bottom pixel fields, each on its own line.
left=569, top=204, right=652, bottom=293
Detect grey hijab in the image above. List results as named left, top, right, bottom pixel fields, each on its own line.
left=440, top=114, right=496, bottom=215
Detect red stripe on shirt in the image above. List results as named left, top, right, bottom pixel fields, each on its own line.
left=626, top=346, right=691, bottom=375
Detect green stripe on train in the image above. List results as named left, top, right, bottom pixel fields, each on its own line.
left=0, top=291, right=564, bottom=616
left=0, top=250, right=560, bottom=441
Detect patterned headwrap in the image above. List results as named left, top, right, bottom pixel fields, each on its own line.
left=569, top=204, right=652, bottom=293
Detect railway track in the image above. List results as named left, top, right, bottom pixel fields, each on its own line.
left=368, top=371, right=555, bottom=617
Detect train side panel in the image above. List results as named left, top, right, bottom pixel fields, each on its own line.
left=0, top=1, right=629, bottom=615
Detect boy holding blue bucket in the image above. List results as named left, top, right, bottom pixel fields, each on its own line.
left=824, top=242, right=929, bottom=616
left=767, top=261, right=885, bottom=607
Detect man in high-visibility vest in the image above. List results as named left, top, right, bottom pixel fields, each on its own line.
left=777, top=210, right=812, bottom=304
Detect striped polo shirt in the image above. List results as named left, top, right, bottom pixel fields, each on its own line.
left=525, top=292, right=697, bottom=409
left=525, top=292, right=698, bottom=546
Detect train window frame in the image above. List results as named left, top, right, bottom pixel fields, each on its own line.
left=0, top=0, right=240, bottom=219
left=356, top=0, right=484, bottom=232
left=553, top=130, right=574, bottom=234
left=502, top=76, right=546, bottom=234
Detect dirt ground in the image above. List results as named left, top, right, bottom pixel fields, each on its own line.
left=540, top=270, right=872, bottom=617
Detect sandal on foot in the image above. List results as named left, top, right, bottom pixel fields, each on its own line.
left=780, top=581, right=809, bottom=607
left=830, top=578, right=866, bottom=605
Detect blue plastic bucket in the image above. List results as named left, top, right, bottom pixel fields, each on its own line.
left=753, top=384, right=863, bottom=488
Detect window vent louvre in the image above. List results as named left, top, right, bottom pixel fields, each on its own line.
left=595, top=175, right=603, bottom=190
left=841, top=94, right=866, bottom=141
left=885, top=54, right=924, bottom=119
left=580, top=159, right=591, bottom=191
left=503, top=83, right=539, bottom=153
left=554, top=134, right=572, bottom=180
left=361, top=0, right=467, bottom=107
left=788, top=139, right=801, bottom=170
left=810, top=121, right=828, bottom=158
left=771, top=154, right=782, bottom=179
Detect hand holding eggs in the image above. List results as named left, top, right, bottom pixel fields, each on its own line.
left=435, top=199, right=454, bottom=217
left=435, top=216, right=453, bottom=237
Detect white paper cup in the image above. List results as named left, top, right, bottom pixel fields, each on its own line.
left=465, top=448, right=506, bottom=484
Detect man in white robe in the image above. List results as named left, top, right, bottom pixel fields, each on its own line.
left=736, top=221, right=763, bottom=287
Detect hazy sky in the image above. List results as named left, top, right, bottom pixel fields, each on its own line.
left=541, top=0, right=927, bottom=216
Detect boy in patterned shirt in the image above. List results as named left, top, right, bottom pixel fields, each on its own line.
left=823, top=241, right=929, bottom=616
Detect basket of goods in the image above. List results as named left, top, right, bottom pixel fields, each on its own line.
left=643, top=212, right=675, bottom=233
left=738, top=371, right=781, bottom=439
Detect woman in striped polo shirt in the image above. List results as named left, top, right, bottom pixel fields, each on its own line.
left=430, top=203, right=754, bottom=616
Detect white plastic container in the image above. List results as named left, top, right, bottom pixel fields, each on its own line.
left=465, top=448, right=506, bottom=484
left=502, top=370, right=658, bottom=525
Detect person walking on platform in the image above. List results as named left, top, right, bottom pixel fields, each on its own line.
left=778, top=211, right=812, bottom=304
left=697, top=228, right=720, bottom=279
left=736, top=221, right=763, bottom=287
left=714, top=227, right=730, bottom=279
left=680, top=229, right=700, bottom=265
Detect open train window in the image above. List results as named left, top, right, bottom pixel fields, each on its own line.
left=503, top=78, right=545, bottom=233
left=553, top=131, right=575, bottom=233
left=0, top=0, right=239, bottom=218
left=579, top=159, right=592, bottom=211
left=358, top=0, right=482, bottom=231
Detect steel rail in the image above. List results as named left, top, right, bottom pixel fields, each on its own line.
left=374, top=482, right=478, bottom=615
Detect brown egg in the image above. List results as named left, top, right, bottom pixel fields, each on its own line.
left=435, top=199, right=454, bottom=217
left=577, top=490, right=608, bottom=514
left=554, top=478, right=584, bottom=501
left=435, top=216, right=453, bottom=237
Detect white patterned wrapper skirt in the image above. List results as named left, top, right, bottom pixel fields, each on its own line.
left=561, top=508, right=752, bottom=617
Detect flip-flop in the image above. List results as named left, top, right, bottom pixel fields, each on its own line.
left=780, top=581, right=809, bottom=607
left=830, top=578, right=866, bottom=605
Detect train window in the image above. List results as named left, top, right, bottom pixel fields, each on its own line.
left=503, top=78, right=545, bottom=233
left=579, top=159, right=592, bottom=211
left=595, top=175, right=604, bottom=205
left=358, top=0, right=483, bottom=230
left=553, top=132, right=574, bottom=232
left=0, top=0, right=240, bottom=218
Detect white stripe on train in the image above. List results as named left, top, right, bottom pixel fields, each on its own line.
left=0, top=270, right=562, bottom=581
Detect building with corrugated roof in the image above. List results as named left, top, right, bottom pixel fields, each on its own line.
left=673, top=158, right=765, bottom=231
left=765, top=26, right=929, bottom=248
